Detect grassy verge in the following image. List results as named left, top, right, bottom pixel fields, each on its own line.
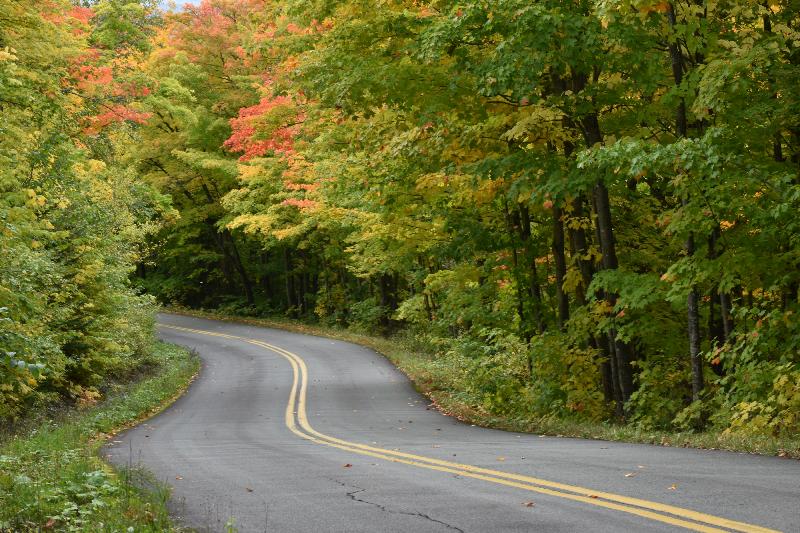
left=168, top=307, right=799, bottom=460
left=0, top=342, right=200, bottom=532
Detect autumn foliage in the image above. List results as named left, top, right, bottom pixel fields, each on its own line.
left=5, top=0, right=800, bottom=442
left=223, top=94, right=301, bottom=160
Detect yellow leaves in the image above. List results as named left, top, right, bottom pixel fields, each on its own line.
left=415, top=172, right=449, bottom=192
left=594, top=299, right=614, bottom=316
left=75, top=159, right=107, bottom=176
left=0, top=46, right=18, bottom=62
left=502, top=105, right=567, bottom=146
left=602, top=72, right=625, bottom=89
left=562, top=268, right=584, bottom=294
left=474, top=177, right=505, bottom=205
left=75, top=386, right=102, bottom=409
left=24, top=189, right=47, bottom=208
left=653, top=2, right=671, bottom=13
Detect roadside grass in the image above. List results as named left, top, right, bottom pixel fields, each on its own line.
left=168, top=307, right=800, bottom=460
left=0, top=342, right=200, bottom=532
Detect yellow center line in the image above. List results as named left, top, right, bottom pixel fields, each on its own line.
left=159, top=323, right=781, bottom=533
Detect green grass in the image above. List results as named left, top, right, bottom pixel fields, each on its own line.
left=169, top=307, right=800, bottom=460
left=0, top=342, right=200, bottom=532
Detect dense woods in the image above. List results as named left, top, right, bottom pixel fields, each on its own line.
left=2, top=0, right=799, bottom=437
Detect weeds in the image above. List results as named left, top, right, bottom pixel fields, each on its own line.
left=0, top=342, right=199, bottom=531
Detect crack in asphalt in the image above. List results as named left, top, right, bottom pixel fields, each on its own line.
left=331, top=479, right=466, bottom=532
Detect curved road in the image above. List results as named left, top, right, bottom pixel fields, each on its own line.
left=105, top=314, right=799, bottom=532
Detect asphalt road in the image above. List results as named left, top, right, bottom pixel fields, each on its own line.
left=104, top=314, right=800, bottom=532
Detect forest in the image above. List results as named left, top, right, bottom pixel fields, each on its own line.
left=2, top=0, right=799, bottom=438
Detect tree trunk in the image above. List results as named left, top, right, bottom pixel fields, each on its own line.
left=504, top=201, right=529, bottom=338
left=284, top=248, right=297, bottom=315
left=606, top=332, right=624, bottom=418
left=568, top=196, right=595, bottom=305
left=592, top=180, right=635, bottom=403
left=552, top=204, right=569, bottom=329
left=719, top=292, right=734, bottom=339
left=223, top=230, right=254, bottom=305
left=667, top=4, right=703, bottom=400
left=687, top=285, right=703, bottom=401
left=517, top=204, right=545, bottom=334
left=378, top=273, right=394, bottom=330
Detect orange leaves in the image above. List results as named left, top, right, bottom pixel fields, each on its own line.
left=281, top=198, right=318, bottom=210
left=223, top=95, right=303, bottom=161
left=73, top=64, right=113, bottom=91
left=176, top=0, right=287, bottom=71
left=284, top=182, right=318, bottom=192
left=68, top=6, right=94, bottom=25
left=41, top=2, right=93, bottom=28
left=83, top=105, right=152, bottom=135
left=638, top=1, right=672, bottom=15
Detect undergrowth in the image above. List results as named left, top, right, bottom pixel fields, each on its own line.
left=0, top=342, right=199, bottom=532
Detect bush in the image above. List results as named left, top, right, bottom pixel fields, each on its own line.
left=529, top=333, right=607, bottom=421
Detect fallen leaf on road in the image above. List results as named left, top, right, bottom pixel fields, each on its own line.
left=624, top=472, right=637, bottom=478
left=497, top=456, right=506, bottom=461
left=589, top=495, right=599, bottom=499
left=668, top=484, right=678, bottom=490
left=522, top=501, right=535, bottom=507
left=175, top=476, right=183, bottom=480
left=343, top=463, right=352, bottom=468
left=637, top=465, right=645, bottom=469
left=432, top=444, right=440, bottom=448
left=246, top=487, right=253, bottom=492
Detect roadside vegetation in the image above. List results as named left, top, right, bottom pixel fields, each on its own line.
left=0, top=342, right=198, bottom=532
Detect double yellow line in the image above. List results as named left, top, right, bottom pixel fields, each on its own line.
left=160, top=324, right=780, bottom=533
